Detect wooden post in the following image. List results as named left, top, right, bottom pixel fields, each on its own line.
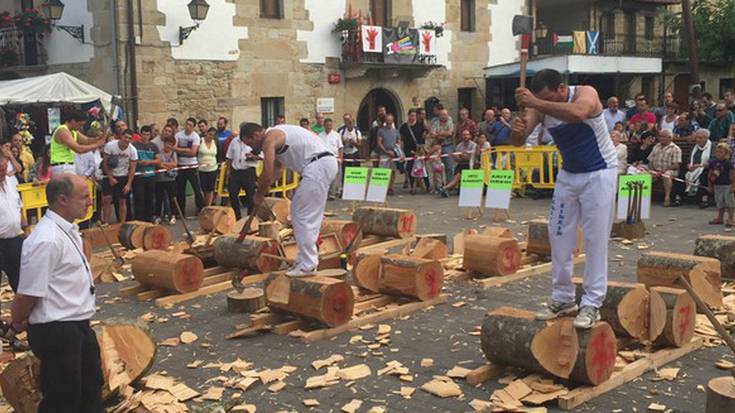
left=637, top=252, right=723, bottom=308
left=264, top=274, right=354, bottom=327
left=131, top=250, right=204, bottom=293
left=352, top=206, right=416, bottom=239
left=463, top=235, right=521, bottom=277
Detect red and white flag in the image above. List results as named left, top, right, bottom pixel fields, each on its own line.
left=361, top=25, right=383, bottom=53
left=418, top=29, right=436, bottom=56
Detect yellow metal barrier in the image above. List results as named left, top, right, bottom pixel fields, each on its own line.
left=482, top=145, right=562, bottom=189
left=216, top=161, right=299, bottom=198
left=18, top=179, right=97, bottom=225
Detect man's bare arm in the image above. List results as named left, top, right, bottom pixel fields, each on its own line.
left=11, top=294, right=37, bottom=331
left=256, top=130, right=285, bottom=197
left=509, top=108, right=543, bottom=146
left=517, top=85, right=601, bottom=124
left=55, top=128, right=101, bottom=154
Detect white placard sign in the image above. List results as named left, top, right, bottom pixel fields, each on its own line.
left=485, top=170, right=515, bottom=209
left=458, top=169, right=484, bottom=207
left=316, top=98, right=335, bottom=114
left=365, top=168, right=391, bottom=203
left=342, top=167, right=368, bottom=201
left=616, top=174, right=652, bottom=221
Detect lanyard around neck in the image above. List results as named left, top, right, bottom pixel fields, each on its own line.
left=53, top=221, right=95, bottom=295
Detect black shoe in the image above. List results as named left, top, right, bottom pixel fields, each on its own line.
left=672, top=198, right=681, bottom=207
left=700, top=200, right=709, bottom=209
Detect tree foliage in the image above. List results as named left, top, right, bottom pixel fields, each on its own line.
left=662, top=0, right=735, bottom=63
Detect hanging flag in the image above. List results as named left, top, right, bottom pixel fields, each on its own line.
left=361, top=25, right=382, bottom=53
left=552, top=32, right=573, bottom=50
left=586, top=31, right=600, bottom=55
left=418, top=29, right=437, bottom=56
left=383, top=27, right=418, bottom=64
left=573, top=31, right=587, bottom=54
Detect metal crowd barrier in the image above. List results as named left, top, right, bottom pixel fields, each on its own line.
left=18, top=179, right=97, bottom=225
left=481, top=145, right=562, bottom=189
left=216, top=161, right=299, bottom=198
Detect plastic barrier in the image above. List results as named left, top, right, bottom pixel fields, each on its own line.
left=216, top=161, right=299, bottom=199
left=482, top=145, right=562, bottom=189
left=18, top=179, right=97, bottom=225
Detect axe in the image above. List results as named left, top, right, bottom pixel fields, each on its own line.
left=512, top=15, right=534, bottom=89
left=95, top=222, right=124, bottom=266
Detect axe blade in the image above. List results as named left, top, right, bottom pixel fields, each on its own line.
left=512, top=15, right=533, bottom=36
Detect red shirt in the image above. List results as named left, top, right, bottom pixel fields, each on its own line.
left=628, top=111, right=656, bottom=129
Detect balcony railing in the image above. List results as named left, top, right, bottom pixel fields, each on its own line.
left=0, top=27, right=46, bottom=68
left=534, top=32, right=683, bottom=59
left=340, top=27, right=439, bottom=67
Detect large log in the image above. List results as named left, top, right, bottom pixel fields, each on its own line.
left=264, top=274, right=354, bottom=327
left=482, top=226, right=513, bottom=238
left=650, top=286, right=696, bottom=347
left=320, top=220, right=363, bottom=250
left=694, top=234, right=735, bottom=278
left=213, top=235, right=282, bottom=273
left=637, top=252, right=723, bottom=308
left=353, top=252, right=382, bottom=291
left=481, top=307, right=579, bottom=379
left=412, top=237, right=448, bottom=260
left=118, top=221, right=169, bottom=250
left=569, top=322, right=617, bottom=385
left=463, top=235, right=520, bottom=277
left=257, top=196, right=291, bottom=225
left=575, top=278, right=652, bottom=340
left=706, top=376, right=735, bottom=413
left=198, top=206, right=237, bottom=234
left=131, top=250, right=204, bottom=293
left=526, top=219, right=583, bottom=257
left=352, top=206, right=416, bottom=239
left=230, top=216, right=260, bottom=235
left=377, top=254, right=444, bottom=301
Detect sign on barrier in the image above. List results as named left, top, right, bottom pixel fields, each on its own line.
left=458, top=169, right=484, bottom=207
left=342, top=167, right=368, bottom=201
left=366, top=168, right=391, bottom=203
left=485, top=170, right=514, bottom=210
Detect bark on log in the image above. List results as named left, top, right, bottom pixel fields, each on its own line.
left=198, top=206, right=237, bottom=234
left=258, top=221, right=283, bottom=241
left=569, top=322, right=617, bottom=385
left=264, top=274, right=354, bottom=327
left=118, top=221, right=162, bottom=250
left=230, top=216, right=260, bottom=235
left=526, top=219, right=583, bottom=257
left=650, top=286, right=696, bottom=347
left=637, top=252, right=723, bottom=308
left=353, top=252, right=382, bottom=291
left=213, top=235, right=282, bottom=273
left=412, top=238, right=448, bottom=260
left=352, top=206, right=416, bottom=239
left=481, top=307, right=579, bottom=379
left=482, top=226, right=513, bottom=238
left=463, top=235, right=521, bottom=277
left=694, top=234, right=735, bottom=278
left=257, top=197, right=291, bottom=225
left=131, top=250, right=204, bottom=293
left=320, top=220, right=363, bottom=250
left=227, top=288, right=266, bottom=313
left=377, top=254, right=444, bottom=301
left=575, top=278, right=652, bottom=340
left=706, top=376, right=735, bottom=413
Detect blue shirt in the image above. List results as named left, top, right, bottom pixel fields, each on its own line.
left=493, top=120, right=510, bottom=145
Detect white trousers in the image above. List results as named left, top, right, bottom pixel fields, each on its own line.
left=292, top=156, right=338, bottom=270
left=50, top=164, right=75, bottom=177
left=549, top=168, right=617, bottom=308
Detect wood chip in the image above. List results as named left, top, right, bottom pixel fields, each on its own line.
left=399, top=386, right=415, bottom=399
left=169, top=382, right=199, bottom=401
left=452, top=301, right=467, bottom=308
left=420, top=377, right=463, bottom=398
left=342, top=399, right=363, bottom=413
left=143, top=374, right=175, bottom=390
left=469, top=399, right=493, bottom=412
left=230, top=404, right=256, bottom=413
left=337, top=364, right=372, bottom=381
left=505, top=379, right=533, bottom=400
left=652, top=367, right=679, bottom=381
left=648, top=402, right=667, bottom=411
left=366, top=407, right=386, bottom=413
left=202, top=386, right=224, bottom=401
left=179, top=331, right=198, bottom=344
left=159, top=337, right=180, bottom=347
left=522, top=389, right=569, bottom=405
left=268, top=381, right=286, bottom=393
left=312, top=354, right=344, bottom=370
left=715, top=359, right=735, bottom=370
left=420, top=358, right=434, bottom=368
left=303, top=399, right=320, bottom=407
left=187, top=360, right=204, bottom=369
left=349, top=335, right=363, bottom=344
left=377, top=324, right=391, bottom=334
left=446, top=366, right=472, bottom=379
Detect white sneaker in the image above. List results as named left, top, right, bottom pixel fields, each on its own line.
left=285, top=265, right=316, bottom=278
left=573, top=305, right=601, bottom=329
left=169, top=216, right=177, bottom=225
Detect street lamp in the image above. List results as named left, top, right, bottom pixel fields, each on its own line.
left=41, top=0, right=85, bottom=43
left=179, top=0, right=210, bottom=45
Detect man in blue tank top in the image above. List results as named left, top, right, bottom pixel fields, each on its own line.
left=511, top=69, right=618, bottom=329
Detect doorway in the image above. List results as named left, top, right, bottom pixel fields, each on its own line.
left=357, top=88, right=402, bottom=132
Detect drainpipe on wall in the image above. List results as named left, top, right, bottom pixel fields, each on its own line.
left=125, top=0, right=140, bottom=128
left=111, top=0, right=121, bottom=97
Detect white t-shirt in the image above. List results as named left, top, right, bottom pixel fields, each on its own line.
left=272, top=125, right=331, bottom=174
left=319, top=130, right=344, bottom=156
left=603, top=108, right=626, bottom=132
left=226, top=138, right=259, bottom=170
left=0, top=180, right=22, bottom=238
left=104, top=140, right=138, bottom=177
left=175, top=130, right=201, bottom=166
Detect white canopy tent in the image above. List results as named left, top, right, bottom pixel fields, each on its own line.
left=0, top=72, right=114, bottom=113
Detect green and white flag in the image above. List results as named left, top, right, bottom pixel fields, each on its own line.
left=553, top=32, right=573, bottom=49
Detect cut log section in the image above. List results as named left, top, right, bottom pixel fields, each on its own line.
left=463, top=235, right=520, bottom=277
left=694, top=234, right=735, bottom=278
left=706, top=376, right=735, bottom=413
left=452, top=228, right=478, bottom=255
left=0, top=355, right=40, bottom=413
left=412, top=237, right=448, bottom=260
left=611, top=221, right=646, bottom=240
left=481, top=307, right=579, bottom=379
left=320, top=220, right=363, bottom=250
left=416, top=233, right=448, bottom=245
left=650, top=286, right=696, bottom=347
left=569, top=322, right=617, bottom=385
left=230, top=216, right=260, bottom=235
left=131, top=250, right=204, bottom=293
left=482, top=226, right=513, bottom=238
left=118, top=221, right=170, bottom=250
left=198, top=206, right=237, bottom=234
left=575, top=278, right=651, bottom=340
left=257, top=197, right=291, bottom=225
left=637, top=252, right=723, bottom=308
left=377, top=254, right=444, bottom=301
left=227, top=288, right=266, bottom=313
left=526, top=219, right=583, bottom=257
left=213, top=235, right=282, bottom=273
left=353, top=253, right=382, bottom=292
left=352, top=206, right=416, bottom=239
left=258, top=221, right=283, bottom=240
left=264, top=274, right=354, bottom=327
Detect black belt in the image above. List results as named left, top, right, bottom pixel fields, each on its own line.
left=50, top=162, right=73, bottom=166
left=308, top=152, right=334, bottom=164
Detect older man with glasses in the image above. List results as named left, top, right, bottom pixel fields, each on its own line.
left=708, top=103, right=735, bottom=141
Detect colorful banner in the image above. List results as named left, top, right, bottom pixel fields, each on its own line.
left=485, top=170, right=514, bottom=210
left=383, top=27, right=418, bottom=64
left=458, top=169, right=484, bottom=207
left=552, top=32, right=573, bottom=50
left=361, top=25, right=383, bottom=53
left=366, top=168, right=392, bottom=203
left=573, top=31, right=587, bottom=54
left=342, top=167, right=368, bottom=201
left=418, top=29, right=437, bottom=56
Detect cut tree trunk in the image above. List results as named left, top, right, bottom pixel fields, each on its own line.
left=230, top=216, right=260, bottom=235
left=0, top=355, right=40, bottom=413
left=320, top=220, right=363, bottom=250
left=198, top=206, right=237, bottom=234
left=611, top=221, right=646, bottom=240
left=377, top=254, right=444, bottom=301
left=637, top=252, right=723, bottom=308
left=118, top=221, right=169, bottom=250
left=352, top=206, right=416, bottom=239
left=416, top=233, right=447, bottom=245
left=412, top=238, right=448, bottom=260
left=575, top=278, right=652, bottom=340
left=463, top=235, right=520, bottom=277
left=526, top=219, right=583, bottom=257
left=227, top=288, right=266, bottom=313
left=694, top=234, right=735, bottom=278
left=569, top=322, right=617, bottom=385
left=453, top=229, right=478, bottom=255
left=353, top=252, right=382, bottom=292
left=482, top=226, right=513, bottom=238
left=257, top=197, right=291, bottom=225
left=650, top=286, right=696, bottom=347
left=706, top=376, right=735, bottom=413
left=481, top=307, right=579, bottom=379
left=131, top=250, right=204, bottom=293
left=258, top=221, right=283, bottom=241
left=213, top=235, right=282, bottom=273
left=264, top=274, right=354, bottom=327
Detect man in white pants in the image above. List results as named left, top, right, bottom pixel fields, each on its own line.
left=511, top=69, right=618, bottom=329
left=241, top=123, right=338, bottom=277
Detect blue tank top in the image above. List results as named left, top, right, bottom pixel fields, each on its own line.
left=542, top=86, right=618, bottom=173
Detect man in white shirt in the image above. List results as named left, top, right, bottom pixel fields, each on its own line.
left=0, top=154, right=28, bottom=293
left=102, top=129, right=138, bottom=223
left=319, top=118, right=344, bottom=200
left=226, top=132, right=260, bottom=220
left=173, top=117, right=205, bottom=216
left=602, top=96, right=626, bottom=132
left=12, top=174, right=102, bottom=412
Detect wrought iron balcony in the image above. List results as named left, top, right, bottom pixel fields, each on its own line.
left=0, top=27, right=46, bottom=68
